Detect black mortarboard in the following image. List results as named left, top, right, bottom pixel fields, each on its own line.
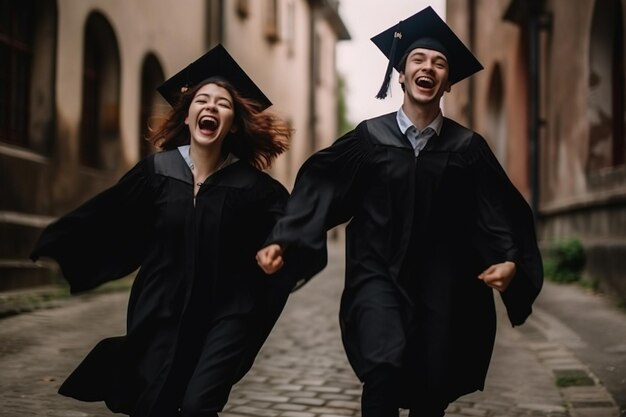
left=371, top=6, right=483, bottom=99
left=157, top=44, right=272, bottom=110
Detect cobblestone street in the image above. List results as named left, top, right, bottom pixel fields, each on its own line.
left=0, top=242, right=620, bottom=417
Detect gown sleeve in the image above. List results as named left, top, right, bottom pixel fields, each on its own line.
left=468, top=135, right=544, bottom=326
left=31, top=157, right=159, bottom=294
left=266, top=124, right=372, bottom=289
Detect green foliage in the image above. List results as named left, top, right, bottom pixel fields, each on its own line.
left=543, top=238, right=586, bottom=283
left=553, top=369, right=595, bottom=387
left=0, top=275, right=134, bottom=319
left=578, top=276, right=600, bottom=291
left=336, top=73, right=355, bottom=137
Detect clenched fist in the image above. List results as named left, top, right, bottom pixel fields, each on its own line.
left=256, top=244, right=285, bottom=274
left=478, top=261, right=516, bottom=292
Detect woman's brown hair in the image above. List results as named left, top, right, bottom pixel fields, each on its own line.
left=148, top=77, right=291, bottom=170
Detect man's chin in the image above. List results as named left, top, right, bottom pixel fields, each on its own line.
left=407, top=92, right=440, bottom=107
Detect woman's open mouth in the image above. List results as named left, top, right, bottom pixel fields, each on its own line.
left=199, top=116, right=219, bottom=133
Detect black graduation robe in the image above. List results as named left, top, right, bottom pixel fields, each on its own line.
left=31, top=149, right=293, bottom=416
left=268, top=112, right=543, bottom=407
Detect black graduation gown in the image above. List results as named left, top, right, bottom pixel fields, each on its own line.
left=267, top=112, right=543, bottom=407
left=31, top=149, right=293, bottom=416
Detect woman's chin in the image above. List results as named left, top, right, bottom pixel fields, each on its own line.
left=192, top=133, right=224, bottom=149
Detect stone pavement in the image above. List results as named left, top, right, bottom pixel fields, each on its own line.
left=0, top=242, right=620, bottom=417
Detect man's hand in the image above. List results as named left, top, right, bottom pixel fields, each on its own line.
left=256, top=244, right=285, bottom=275
left=478, top=261, right=516, bottom=292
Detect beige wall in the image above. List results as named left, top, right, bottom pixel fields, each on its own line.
left=1, top=0, right=349, bottom=291
left=446, top=0, right=626, bottom=299
left=446, top=0, right=529, bottom=198
left=448, top=0, right=626, bottom=214
left=56, top=0, right=208, bottom=168
left=314, top=17, right=339, bottom=151
left=53, top=0, right=345, bottom=189
left=223, top=0, right=314, bottom=187
left=541, top=1, right=605, bottom=211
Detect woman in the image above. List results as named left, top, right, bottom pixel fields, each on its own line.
left=31, top=45, right=293, bottom=417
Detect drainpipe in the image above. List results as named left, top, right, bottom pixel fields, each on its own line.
left=468, top=0, right=476, bottom=129
left=528, top=10, right=540, bottom=215
left=308, top=2, right=318, bottom=154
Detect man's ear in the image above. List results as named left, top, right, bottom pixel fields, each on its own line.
left=230, top=125, right=238, bottom=134
left=444, top=81, right=452, bottom=93
left=398, top=71, right=407, bottom=92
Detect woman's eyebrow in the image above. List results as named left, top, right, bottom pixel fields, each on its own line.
left=195, top=93, right=233, bottom=104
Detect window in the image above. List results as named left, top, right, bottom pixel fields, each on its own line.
left=80, top=38, right=102, bottom=167
left=264, top=0, right=280, bottom=43
left=286, top=0, right=295, bottom=57
left=0, top=0, right=57, bottom=153
left=139, top=54, right=166, bottom=157
left=236, top=0, right=249, bottom=19
left=79, top=13, right=121, bottom=170
left=313, top=33, right=322, bottom=85
left=587, top=0, right=625, bottom=171
left=0, top=0, right=34, bottom=147
left=487, top=64, right=507, bottom=167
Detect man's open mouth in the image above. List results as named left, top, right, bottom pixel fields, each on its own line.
left=416, top=76, right=435, bottom=88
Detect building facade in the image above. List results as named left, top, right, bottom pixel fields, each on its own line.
left=446, top=0, right=626, bottom=300
left=0, top=0, right=349, bottom=291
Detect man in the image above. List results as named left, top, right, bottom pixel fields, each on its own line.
left=257, top=6, right=542, bottom=417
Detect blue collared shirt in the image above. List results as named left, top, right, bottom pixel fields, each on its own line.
left=396, top=106, right=443, bottom=156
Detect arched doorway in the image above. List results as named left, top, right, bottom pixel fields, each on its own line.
left=79, top=12, right=121, bottom=170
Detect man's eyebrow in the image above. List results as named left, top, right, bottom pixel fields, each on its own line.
left=413, top=52, right=448, bottom=63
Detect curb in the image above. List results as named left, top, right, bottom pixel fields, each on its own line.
left=523, top=308, right=620, bottom=417
left=0, top=285, right=70, bottom=319
left=0, top=276, right=134, bottom=320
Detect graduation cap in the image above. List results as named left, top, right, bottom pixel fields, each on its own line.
left=157, top=44, right=272, bottom=110
left=371, top=6, right=483, bottom=99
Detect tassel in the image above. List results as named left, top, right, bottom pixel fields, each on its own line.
left=375, top=28, right=402, bottom=99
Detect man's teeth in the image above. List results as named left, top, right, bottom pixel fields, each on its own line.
left=416, top=77, right=434, bottom=88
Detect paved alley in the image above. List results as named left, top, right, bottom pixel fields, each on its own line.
left=0, top=243, right=620, bottom=417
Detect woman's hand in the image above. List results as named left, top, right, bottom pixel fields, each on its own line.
left=478, top=261, right=516, bottom=292
left=256, top=244, right=284, bottom=274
